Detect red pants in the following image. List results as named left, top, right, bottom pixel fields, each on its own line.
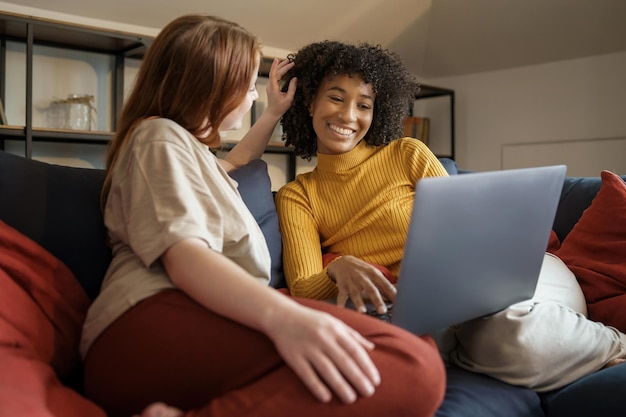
left=84, top=289, right=445, bottom=417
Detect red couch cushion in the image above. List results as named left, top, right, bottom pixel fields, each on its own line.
left=555, top=171, right=626, bottom=332
left=546, top=230, right=561, bottom=254
left=0, top=220, right=105, bottom=416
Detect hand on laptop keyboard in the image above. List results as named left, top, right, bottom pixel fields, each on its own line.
left=364, top=304, right=394, bottom=323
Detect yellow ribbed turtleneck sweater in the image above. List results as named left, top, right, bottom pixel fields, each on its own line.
left=275, top=138, right=449, bottom=299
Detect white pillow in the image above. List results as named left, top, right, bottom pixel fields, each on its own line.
left=531, top=253, right=587, bottom=314
left=448, top=253, right=626, bottom=392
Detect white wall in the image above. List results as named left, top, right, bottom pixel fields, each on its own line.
left=422, top=51, right=626, bottom=176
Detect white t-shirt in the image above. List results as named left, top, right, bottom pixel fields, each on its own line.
left=80, top=118, right=271, bottom=357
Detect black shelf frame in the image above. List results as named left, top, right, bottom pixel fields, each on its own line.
left=0, top=11, right=151, bottom=157
left=414, top=84, right=456, bottom=161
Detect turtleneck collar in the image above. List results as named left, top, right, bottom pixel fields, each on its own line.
left=315, top=141, right=379, bottom=173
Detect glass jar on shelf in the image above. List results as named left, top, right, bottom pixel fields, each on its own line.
left=47, top=94, right=96, bottom=130
left=66, top=94, right=95, bottom=130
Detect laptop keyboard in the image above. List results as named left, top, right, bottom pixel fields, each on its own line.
left=326, top=298, right=394, bottom=322
left=365, top=304, right=394, bottom=323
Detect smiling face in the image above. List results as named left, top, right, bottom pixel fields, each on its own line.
left=309, top=74, right=375, bottom=155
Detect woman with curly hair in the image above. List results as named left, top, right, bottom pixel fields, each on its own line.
left=275, top=41, right=626, bottom=416
left=276, top=40, right=449, bottom=313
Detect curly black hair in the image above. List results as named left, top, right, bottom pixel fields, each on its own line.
left=280, top=41, right=420, bottom=159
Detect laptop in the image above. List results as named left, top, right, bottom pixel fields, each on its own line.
left=347, top=165, right=566, bottom=336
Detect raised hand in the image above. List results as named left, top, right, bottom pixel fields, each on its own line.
left=263, top=58, right=297, bottom=119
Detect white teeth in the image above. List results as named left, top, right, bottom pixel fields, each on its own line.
left=330, top=124, right=353, bottom=135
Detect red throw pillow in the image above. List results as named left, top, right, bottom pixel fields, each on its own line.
left=555, top=171, right=626, bottom=332
left=0, top=220, right=105, bottom=416
left=546, top=229, right=560, bottom=254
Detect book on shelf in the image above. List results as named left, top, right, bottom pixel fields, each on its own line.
left=403, top=116, right=429, bottom=146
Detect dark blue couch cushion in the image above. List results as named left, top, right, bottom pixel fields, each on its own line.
left=0, top=151, right=110, bottom=301
left=229, top=159, right=285, bottom=288
left=438, top=157, right=458, bottom=176
left=552, top=176, right=603, bottom=243
left=436, top=366, right=544, bottom=417
left=540, top=363, right=626, bottom=417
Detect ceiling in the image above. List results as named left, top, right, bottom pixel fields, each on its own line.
left=5, top=0, right=626, bottom=78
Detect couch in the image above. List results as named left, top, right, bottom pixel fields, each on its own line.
left=1, top=148, right=625, bottom=417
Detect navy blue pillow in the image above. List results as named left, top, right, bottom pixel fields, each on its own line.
left=435, top=366, right=543, bottom=417
left=553, top=177, right=603, bottom=242
left=540, top=362, right=626, bottom=417
left=229, top=159, right=285, bottom=288
left=438, top=157, right=458, bottom=176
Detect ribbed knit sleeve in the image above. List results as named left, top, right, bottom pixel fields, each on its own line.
left=276, top=183, right=338, bottom=299
left=276, top=138, right=448, bottom=299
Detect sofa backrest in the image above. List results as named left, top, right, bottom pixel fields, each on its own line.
left=0, top=150, right=110, bottom=301
left=0, top=150, right=617, bottom=300
left=0, top=151, right=285, bottom=298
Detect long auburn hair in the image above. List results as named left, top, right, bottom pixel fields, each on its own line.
left=102, top=14, right=261, bottom=204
